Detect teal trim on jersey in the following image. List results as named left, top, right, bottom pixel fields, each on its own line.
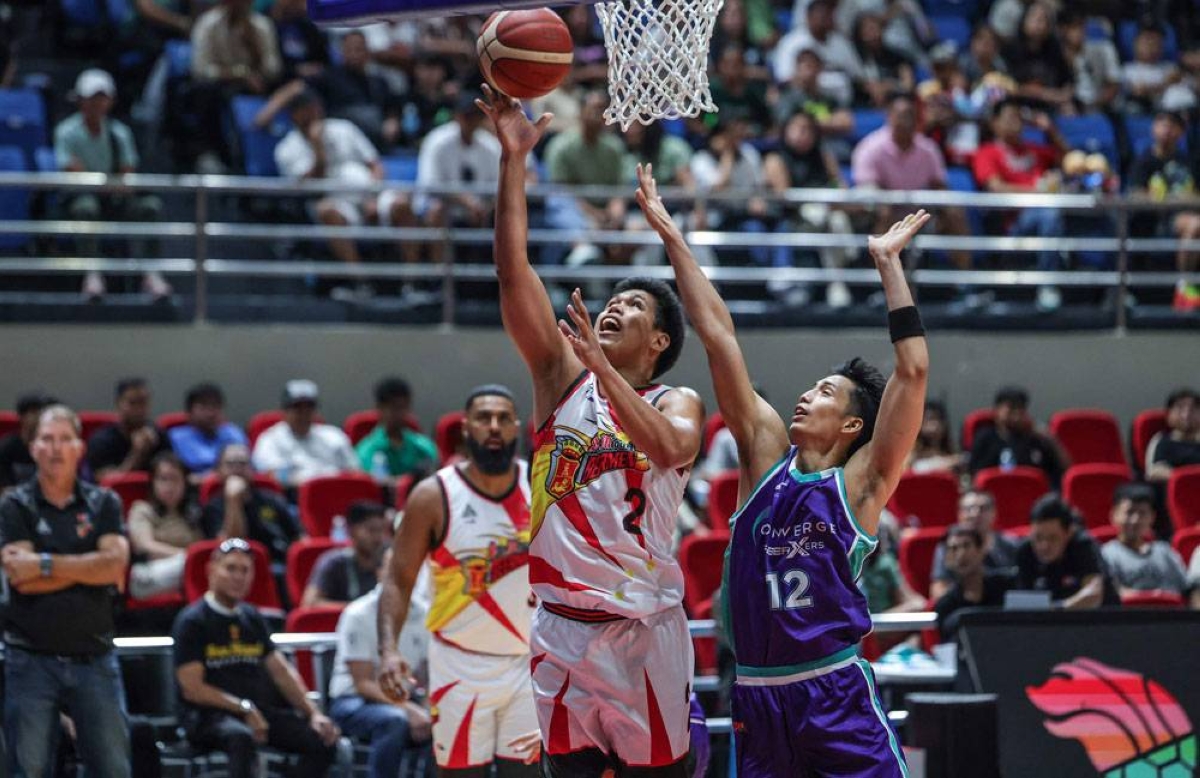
left=728, top=450, right=792, bottom=530
left=834, top=468, right=876, bottom=541
left=736, top=645, right=859, bottom=678
left=855, top=658, right=910, bottom=777
left=848, top=534, right=879, bottom=581
left=786, top=463, right=840, bottom=483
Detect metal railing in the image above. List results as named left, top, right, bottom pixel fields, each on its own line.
left=4, top=171, right=1196, bottom=328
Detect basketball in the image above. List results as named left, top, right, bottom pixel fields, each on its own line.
left=476, top=8, right=573, bottom=100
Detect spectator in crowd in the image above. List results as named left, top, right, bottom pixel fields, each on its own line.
left=203, top=443, right=300, bottom=569
left=557, top=5, right=609, bottom=87
left=929, top=489, right=1020, bottom=599
left=1146, top=388, right=1200, bottom=481
left=1004, top=2, right=1074, bottom=114
left=301, top=500, right=392, bottom=607
left=172, top=538, right=340, bottom=778
left=396, top=55, right=457, bottom=148
left=968, top=386, right=1069, bottom=486
left=1123, top=26, right=1182, bottom=114
left=1100, top=482, right=1188, bottom=596
left=972, top=98, right=1070, bottom=310
left=959, top=25, right=1008, bottom=90
left=355, top=377, right=438, bottom=482
left=1, top=405, right=131, bottom=778
left=1015, top=493, right=1119, bottom=609
left=708, top=43, right=772, bottom=132
left=0, top=393, right=57, bottom=492
left=708, top=0, right=773, bottom=80
left=169, top=382, right=249, bottom=477
left=190, top=0, right=283, bottom=173
left=919, top=80, right=983, bottom=170
left=55, top=68, right=170, bottom=300
left=252, top=379, right=359, bottom=487
left=773, top=0, right=863, bottom=101
left=851, top=13, right=915, bottom=108
left=773, top=48, right=854, bottom=139
left=987, top=0, right=1038, bottom=43
left=934, top=526, right=1015, bottom=642
left=1127, top=111, right=1200, bottom=311
left=851, top=91, right=972, bottom=272
left=87, top=377, right=170, bottom=479
left=621, top=122, right=695, bottom=189
left=269, top=0, right=329, bottom=80
left=833, top=0, right=934, bottom=67
left=1058, top=10, right=1122, bottom=114
left=328, top=546, right=432, bottom=778
left=128, top=452, right=204, bottom=598
left=907, top=400, right=962, bottom=475
left=273, top=87, right=418, bottom=279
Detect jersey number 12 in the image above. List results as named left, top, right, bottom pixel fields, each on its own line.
left=766, top=570, right=813, bottom=611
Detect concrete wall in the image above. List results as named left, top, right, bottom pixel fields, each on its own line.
left=3, top=325, right=1196, bottom=437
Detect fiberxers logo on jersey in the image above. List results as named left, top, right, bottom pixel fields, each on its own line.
left=545, top=428, right=649, bottom=500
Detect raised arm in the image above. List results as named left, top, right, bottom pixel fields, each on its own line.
left=634, top=164, right=788, bottom=492
left=476, top=85, right=582, bottom=420
left=845, top=211, right=931, bottom=534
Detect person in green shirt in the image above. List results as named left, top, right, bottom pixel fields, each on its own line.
left=355, top=377, right=438, bottom=482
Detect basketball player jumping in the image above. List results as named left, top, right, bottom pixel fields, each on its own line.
left=378, top=385, right=539, bottom=777
left=475, top=85, right=705, bottom=777
left=636, top=164, right=928, bottom=776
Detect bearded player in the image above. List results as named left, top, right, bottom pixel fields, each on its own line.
left=378, top=385, right=539, bottom=777
left=475, top=85, right=705, bottom=777
left=637, top=164, right=927, bottom=776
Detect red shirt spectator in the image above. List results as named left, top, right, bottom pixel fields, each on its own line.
left=972, top=137, right=1060, bottom=190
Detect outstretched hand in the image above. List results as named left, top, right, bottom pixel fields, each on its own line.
left=634, top=163, right=681, bottom=239
left=558, top=288, right=611, bottom=374
left=868, top=209, right=931, bottom=264
left=474, top=83, right=553, bottom=157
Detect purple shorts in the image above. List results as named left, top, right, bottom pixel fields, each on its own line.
left=732, top=658, right=908, bottom=778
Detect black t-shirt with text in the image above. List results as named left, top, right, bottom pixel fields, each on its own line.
left=201, top=489, right=301, bottom=565
left=1015, top=530, right=1119, bottom=605
left=968, top=426, right=1065, bottom=486
left=171, top=597, right=280, bottom=712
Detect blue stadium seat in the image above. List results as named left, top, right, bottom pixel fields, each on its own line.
left=1117, top=21, right=1178, bottom=62
left=165, top=40, right=193, bottom=79
left=1020, top=127, right=1047, bottom=146
left=0, top=90, right=47, bottom=167
left=850, top=109, right=886, bottom=144
left=921, top=0, right=980, bottom=15
left=930, top=15, right=971, bottom=49
left=34, top=146, right=56, bottom=172
left=230, top=96, right=291, bottom=177
left=0, top=145, right=30, bottom=250
left=59, top=0, right=103, bottom=27
left=106, top=0, right=136, bottom=26
left=840, top=163, right=854, bottom=187
left=1085, top=17, right=1113, bottom=42
left=381, top=154, right=419, bottom=182
left=945, top=165, right=983, bottom=234
left=1056, top=113, right=1119, bottom=169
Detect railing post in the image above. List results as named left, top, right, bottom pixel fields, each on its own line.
left=194, top=184, right=209, bottom=324
left=1114, top=200, right=1129, bottom=333
left=440, top=226, right=456, bottom=326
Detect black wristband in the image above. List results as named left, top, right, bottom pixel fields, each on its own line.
left=888, top=305, right=925, bottom=343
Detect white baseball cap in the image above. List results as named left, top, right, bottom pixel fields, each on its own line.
left=75, top=68, right=116, bottom=99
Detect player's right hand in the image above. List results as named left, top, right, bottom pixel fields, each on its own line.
left=635, top=164, right=682, bottom=240
left=475, top=83, right=553, bottom=157
left=378, top=652, right=412, bottom=702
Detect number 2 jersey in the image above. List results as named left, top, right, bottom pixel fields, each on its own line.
left=722, top=449, right=879, bottom=671
left=529, top=371, right=688, bottom=620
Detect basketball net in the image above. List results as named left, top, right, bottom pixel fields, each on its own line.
left=596, top=0, right=724, bottom=130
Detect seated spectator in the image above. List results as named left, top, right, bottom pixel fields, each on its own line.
left=918, top=80, right=982, bottom=169
left=1003, top=2, right=1074, bottom=114
left=1127, top=111, right=1200, bottom=311
left=907, top=400, right=962, bottom=475
left=87, top=377, right=170, bottom=479
left=55, top=69, right=169, bottom=300
left=128, top=453, right=204, bottom=598
left=772, top=48, right=854, bottom=140
left=959, top=25, right=1008, bottom=90
left=190, top=0, right=283, bottom=173
left=269, top=0, right=329, bottom=80
left=328, top=548, right=432, bottom=778
left=934, top=526, right=1015, bottom=642
left=1145, top=387, right=1200, bottom=482
left=851, top=13, right=915, bottom=108
left=929, top=489, right=1020, bottom=599
left=987, top=0, right=1036, bottom=43
left=395, top=55, right=457, bottom=148
left=273, top=87, right=418, bottom=282
left=972, top=98, right=1070, bottom=310
left=968, top=386, right=1069, bottom=487
left=169, top=382, right=249, bottom=477
left=1100, top=483, right=1188, bottom=596
left=708, top=0, right=773, bottom=80
left=1015, top=493, right=1119, bottom=609
left=0, top=393, right=56, bottom=492
left=1058, top=10, right=1121, bottom=114
left=252, top=380, right=359, bottom=487
left=172, top=538, right=340, bottom=778
left=708, top=44, right=772, bottom=132
left=301, top=501, right=391, bottom=607
left=773, top=0, right=863, bottom=103
left=1123, top=26, right=1182, bottom=114
left=203, top=443, right=300, bottom=568
left=833, top=0, right=934, bottom=68
left=621, top=122, right=695, bottom=189
left=355, top=377, right=438, bottom=482
left=558, top=5, right=608, bottom=87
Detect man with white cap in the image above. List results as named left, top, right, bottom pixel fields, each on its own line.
left=251, top=379, right=360, bottom=487
left=54, top=68, right=171, bottom=300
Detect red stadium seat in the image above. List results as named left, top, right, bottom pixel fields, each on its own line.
left=79, top=410, right=119, bottom=442
left=123, top=565, right=186, bottom=613
left=702, top=413, right=726, bottom=456
left=284, top=604, right=346, bottom=692
left=155, top=411, right=189, bottom=431
left=974, top=467, right=1050, bottom=530
left=679, top=532, right=730, bottom=617
left=692, top=598, right=718, bottom=675
left=1089, top=525, right=1120, bottom=545
left=1172, top=526, right=1200, bottom=568
left=1061, top=463, right=1133, bottom=529
left=343, top=410, right=421, bottom=445
left=101, top=471, right=151, bottom=512
left=0, top=410, right=17, bottom=439
left=1049, top=409, right=1126, bottom=466
left=394, top=473, right=417, bottom=511
left=960, top=408, right=995, bottom=451
left=1167, top=465, right=1200, bottom=530
left=285, top=537, right=348, bottom=607
left=1119, top=590, right=1185, bottom=608
left=898, top=528, right=944, bottom=598
left=435, top=411, right=466, bottom=464
left=1131, top=409, right=1169, bottom=473
left=707, top=470, right=740, bottom=533
left=183, top=538, right=282, bottom=611
left=297, top=472, right=383, bottom=537
left=198, top=472, right=283, bottom=505
left=887, top=471, right=959, bottom=528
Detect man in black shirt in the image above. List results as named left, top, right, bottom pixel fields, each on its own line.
left=1146, top=387, right=1200, bottom=481
left=1014, top=493, right=1119, bottom=609
left=300, top=500, right=390, bottom=607
left=202, top=443, right=301, bottom=567
left=0, top=405, right=131, bottom=778
left=0, top=392, right=55, bottom=492
left=934, top=526, right=1014, bottom=642
left=172, top=538, right=340, bottom=778
left=86, top=377, right=170, bottom=480
left=968, top=386, right=1070, bottom=487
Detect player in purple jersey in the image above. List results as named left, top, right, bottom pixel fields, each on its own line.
left=635, top=164, right=929, bottom=777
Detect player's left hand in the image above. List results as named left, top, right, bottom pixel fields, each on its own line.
left=867, top=209, right=931, bottom=264
left=506, top=731, right=543, bottom=765
left=558, top=288, right=610, bottom=372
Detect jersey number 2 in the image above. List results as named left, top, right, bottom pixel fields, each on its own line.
left=766, top=570, right=813, bottom=611
left=623, top=487, right=646, bottom=536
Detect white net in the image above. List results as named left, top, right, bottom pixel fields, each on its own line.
left=596, top=0, right=725, bottom=130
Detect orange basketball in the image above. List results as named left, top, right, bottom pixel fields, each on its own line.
left=477, top=8, right=574, bottom=100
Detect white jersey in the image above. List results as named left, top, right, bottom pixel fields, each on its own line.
left=529, top=372, right=688, bottom=620
left=425, top=461, right=533, bottom=656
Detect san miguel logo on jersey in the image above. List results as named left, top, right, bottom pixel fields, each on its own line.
left=459, top=536, right=529, bottom=597
left=545, top=428, right=649, bottom=500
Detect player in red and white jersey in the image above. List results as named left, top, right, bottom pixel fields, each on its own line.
left=378, top=385, right=539, bottom=777
left=477, top=86, right=706, bottom=777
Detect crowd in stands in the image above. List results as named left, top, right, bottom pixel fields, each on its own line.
left=1, top=0, right=1200, bottom=309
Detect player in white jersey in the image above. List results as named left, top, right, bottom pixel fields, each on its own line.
left=477, top=86, right=706, bottom=777
left=378, top=385, right=539, bottom=777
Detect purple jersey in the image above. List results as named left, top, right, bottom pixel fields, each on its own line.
left=722, top=449, right=878, bottom=674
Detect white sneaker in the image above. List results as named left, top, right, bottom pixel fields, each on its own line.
left=81, top=271, right=106, bottom=300
left=565, top=244, right=603, bottom=267
left=141, top=272, right=173, bottom=299
left=825, top=280, right=852, bottom=308
left=1036, top=285, right=1062, bottom=311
